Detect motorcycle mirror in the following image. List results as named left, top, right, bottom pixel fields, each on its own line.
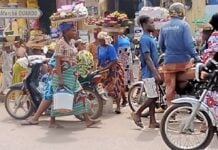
left=43, top=46, right=48, bottom=54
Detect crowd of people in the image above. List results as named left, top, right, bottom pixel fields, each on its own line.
left=0, top=2, right=218, bottom=130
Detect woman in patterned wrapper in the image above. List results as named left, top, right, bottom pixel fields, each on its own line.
left=115, top=29, right=134, bottom=106
left=21, top=22, right=100, bottom=128
left=97, top=31, right=125, bottom=114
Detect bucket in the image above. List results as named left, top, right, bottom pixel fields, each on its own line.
left=53, top=88, right=74, bottom=113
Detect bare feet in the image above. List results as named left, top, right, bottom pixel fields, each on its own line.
left=48, top=123, right=64, bottom=128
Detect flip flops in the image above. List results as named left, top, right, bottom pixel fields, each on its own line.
left=86, top=120, right=101, bottom=128
left=21, top=119, right=39, bottom=125
left=131, top=113, right=144, bottom=128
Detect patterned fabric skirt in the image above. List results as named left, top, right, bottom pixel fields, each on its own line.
left=43, top=65, right=89, bottom=117
left=118, top=47, right=134, bottom=86
left=101, top=62, right=125, bottom=100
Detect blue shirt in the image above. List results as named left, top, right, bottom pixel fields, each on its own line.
left=139, top=33, right=158, bottom=79
left=159, top=18, right=199, bottom=64
left=98, top=44, right=118, bottom=67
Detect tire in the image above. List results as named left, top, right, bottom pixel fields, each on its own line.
left=160, top=103, right=214, bottom=150
left=128, top=83, right=146, bottom=112
left=5, top=89, right=34, bottom=120
left=128, top=83, right=166, bottom=117
left=75, top=88, right=103, bottom=121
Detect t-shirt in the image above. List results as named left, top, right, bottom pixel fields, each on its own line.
left=159, top=18, right=198, bottom=64
left=139, top=33, right=158, bottom=79
left=97, top=44, right=118, bottom=67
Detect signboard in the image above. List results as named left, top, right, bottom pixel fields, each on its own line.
left=0, top=8, right=42, bottom=18
left=208, top=0, right=218, bottom=5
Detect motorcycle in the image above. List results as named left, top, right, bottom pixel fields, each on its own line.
left=160, top=58, right=218, bottom=150
left=5, top=55, right=48, bottom=119
left=5, top=55, right=105, bottom=120
left=75, top=69, right=109, bottom=120
left=128, top=54, right=206, bottom=114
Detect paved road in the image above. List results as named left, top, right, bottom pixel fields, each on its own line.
left=0, top=102, right=217, bottom=150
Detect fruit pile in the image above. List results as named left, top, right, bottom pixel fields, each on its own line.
left=95, top=11, right=132, bottom=27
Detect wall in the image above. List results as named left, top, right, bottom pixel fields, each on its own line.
left=161, top=0, right=206, bottom=33
left=185, top=0, right=206, bottom=33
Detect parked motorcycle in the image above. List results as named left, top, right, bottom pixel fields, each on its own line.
left=160, top=58, right=218, bottom=150
left=5, top=55, right=105, bottom=120
left=5, top=55, right=48, bottom=119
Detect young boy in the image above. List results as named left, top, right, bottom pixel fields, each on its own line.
left=131, top=15, right=161, bottom=128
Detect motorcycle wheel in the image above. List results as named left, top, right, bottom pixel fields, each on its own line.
left=75, top=88, right=103, bottom=121
left=160, top=103, right=214, bottom=150
left=128, top=83, right=166, bottom=117
left=128, top=83, right=147, bottom=112
left=5, top=89, right=34, bottom=120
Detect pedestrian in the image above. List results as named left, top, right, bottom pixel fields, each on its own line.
left=159, top=2, right=201, bottom=107
left=202, top=13, right=218, bottom=63
left=131, top=15, right=160, bottom=128
left=0, top=44, right=15, bottom=94
left=97, top=31, right=126, bottom=114
left=75, top=39, right=94, bottom=78
left=21, top=22, right=100, bottom=128
left=12, top=40, right=27, bottom=84
left=116, top=29, right=134, bottom=92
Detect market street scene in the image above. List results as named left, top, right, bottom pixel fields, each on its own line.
left=1, top=0, right=218, bottom=150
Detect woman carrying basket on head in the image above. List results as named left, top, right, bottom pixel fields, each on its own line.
left=21, top=22, right=100, bottom=128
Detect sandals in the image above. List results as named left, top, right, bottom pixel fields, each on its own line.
left=131, top=113, right=144, bottom=128
left=86, top=120, right=101, bottom=128
left=21, top=119, right=39, bottom=125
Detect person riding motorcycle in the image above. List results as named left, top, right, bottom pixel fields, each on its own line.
left=159, top=2, right=201, bottom=106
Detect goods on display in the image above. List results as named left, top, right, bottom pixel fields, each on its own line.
left=95, top=11, right=132, bottom=27
left=50, top=2, right=88, bottom=22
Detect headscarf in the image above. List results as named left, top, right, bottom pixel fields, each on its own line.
left=169, top=2, right=185, bottom=18
left=97, top=31, right=113, bottom=45
left=58, top=22, right=74, bottom=33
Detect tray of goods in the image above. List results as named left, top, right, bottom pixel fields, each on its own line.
left=50, top=3, right=88, bottom=23
left=95, top=11, right=133, bottom=29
